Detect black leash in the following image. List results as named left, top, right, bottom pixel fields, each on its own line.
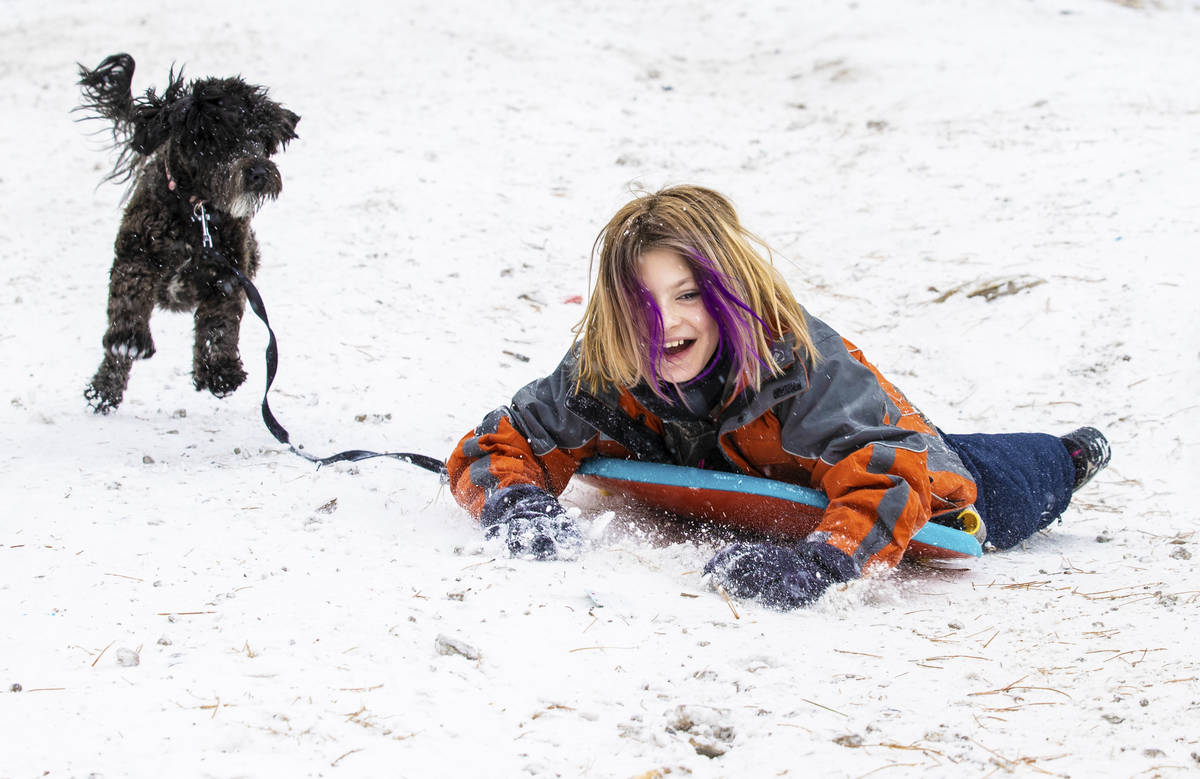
left=194, top=204, right=448, bottom=479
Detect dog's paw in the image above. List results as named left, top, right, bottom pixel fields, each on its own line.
left=194, top=357, right=247, bottom=398
left=103, top=327, right=156, bottom=360
left=84, top=380, right=122, bottom=414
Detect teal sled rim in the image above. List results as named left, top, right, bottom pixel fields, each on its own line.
left=577, top=457, right=982, bottom=558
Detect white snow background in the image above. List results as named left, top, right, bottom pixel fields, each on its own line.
left=2, top=0, right=1199, bottom=776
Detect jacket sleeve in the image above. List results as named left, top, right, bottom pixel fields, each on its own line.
left=446, top=347, right=610, bottom=520
left=776, top=326, right=935, bottom=572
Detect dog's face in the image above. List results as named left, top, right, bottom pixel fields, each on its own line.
left=77, top=54, right=300, bottom=213
left=157, top=77, right=299, bottom=218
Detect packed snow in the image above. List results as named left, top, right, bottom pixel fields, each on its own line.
left=2, top=0, right=1198, bottom=776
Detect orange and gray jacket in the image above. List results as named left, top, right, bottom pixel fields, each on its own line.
left=447, top=311, right=977, bottom=572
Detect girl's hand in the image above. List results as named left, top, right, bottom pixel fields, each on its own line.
left=703, top=541, right=858, bottom=610
left=481, top=484, right=583, bottom=561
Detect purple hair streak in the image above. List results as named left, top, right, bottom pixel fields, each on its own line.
left=633, top=252, right=770, bottom=397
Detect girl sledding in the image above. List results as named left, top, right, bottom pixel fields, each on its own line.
left=446, top=185, right=1111, bottom=610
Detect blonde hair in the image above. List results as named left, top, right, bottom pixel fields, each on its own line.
left=573, top=185, right=815, bottom=395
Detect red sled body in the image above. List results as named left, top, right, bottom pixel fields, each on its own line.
left=574, top=457, right=983, bottom=560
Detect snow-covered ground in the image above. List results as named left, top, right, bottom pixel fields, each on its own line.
left=3, top=0, right=1199, bottom=776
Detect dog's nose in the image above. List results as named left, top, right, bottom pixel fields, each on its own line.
left=244, top=164, right=271, bottom=190
left=240, top=160, right=282, bottom=200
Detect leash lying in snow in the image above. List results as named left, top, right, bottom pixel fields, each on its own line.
left=194, top=204, right=448, bottom=479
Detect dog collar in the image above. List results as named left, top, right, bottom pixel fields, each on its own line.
left=163, top=157, right=204, bottom=206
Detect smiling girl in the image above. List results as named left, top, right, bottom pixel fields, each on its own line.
left=446, top=185, right=1110, bottom=609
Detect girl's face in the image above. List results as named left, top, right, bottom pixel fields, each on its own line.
left=637, top=247, right=719, bottom=384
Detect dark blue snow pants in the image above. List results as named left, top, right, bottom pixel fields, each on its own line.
left=942, top=432, right=1076, bottom=550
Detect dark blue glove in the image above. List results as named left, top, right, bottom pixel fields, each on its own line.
left=480, top=484, right=583, bottom=561
left=703, top=541, right=859, bottom=610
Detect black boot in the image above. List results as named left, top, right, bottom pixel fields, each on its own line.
left=1060, top=426, right=1111, bottom=491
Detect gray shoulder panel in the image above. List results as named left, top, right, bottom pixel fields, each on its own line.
left=775, top=314, right=924, bottom=463
left=507, top=347, right=600, bottom=456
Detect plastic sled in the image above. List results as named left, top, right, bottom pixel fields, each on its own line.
left=574, top=457, right=982, bottom=560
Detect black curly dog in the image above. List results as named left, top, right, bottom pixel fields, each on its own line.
left=77, top=53, right=299, bottom=413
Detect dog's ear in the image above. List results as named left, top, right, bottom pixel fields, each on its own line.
left=269, top=107, right=300, bottom=154
left=77, top=53, right=137, bottom=123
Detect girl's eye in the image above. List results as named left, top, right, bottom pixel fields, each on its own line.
left=678, top=291, right=701, bottom=302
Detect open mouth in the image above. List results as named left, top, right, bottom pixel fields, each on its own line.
left=664, top=339, right=694, bottom=357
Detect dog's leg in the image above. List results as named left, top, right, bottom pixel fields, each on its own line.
left=193, top=227, right=261, bottom=398
left=192, top=287, right=247, bottom=398
left=84, top=353, right=135, bottom=414
left=84, top=258, right=158, bottom=413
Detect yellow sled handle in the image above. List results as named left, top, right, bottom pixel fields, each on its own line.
left=929, top=505, right=986, bottom=544
left=957, top=506, right=985, bottom=543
